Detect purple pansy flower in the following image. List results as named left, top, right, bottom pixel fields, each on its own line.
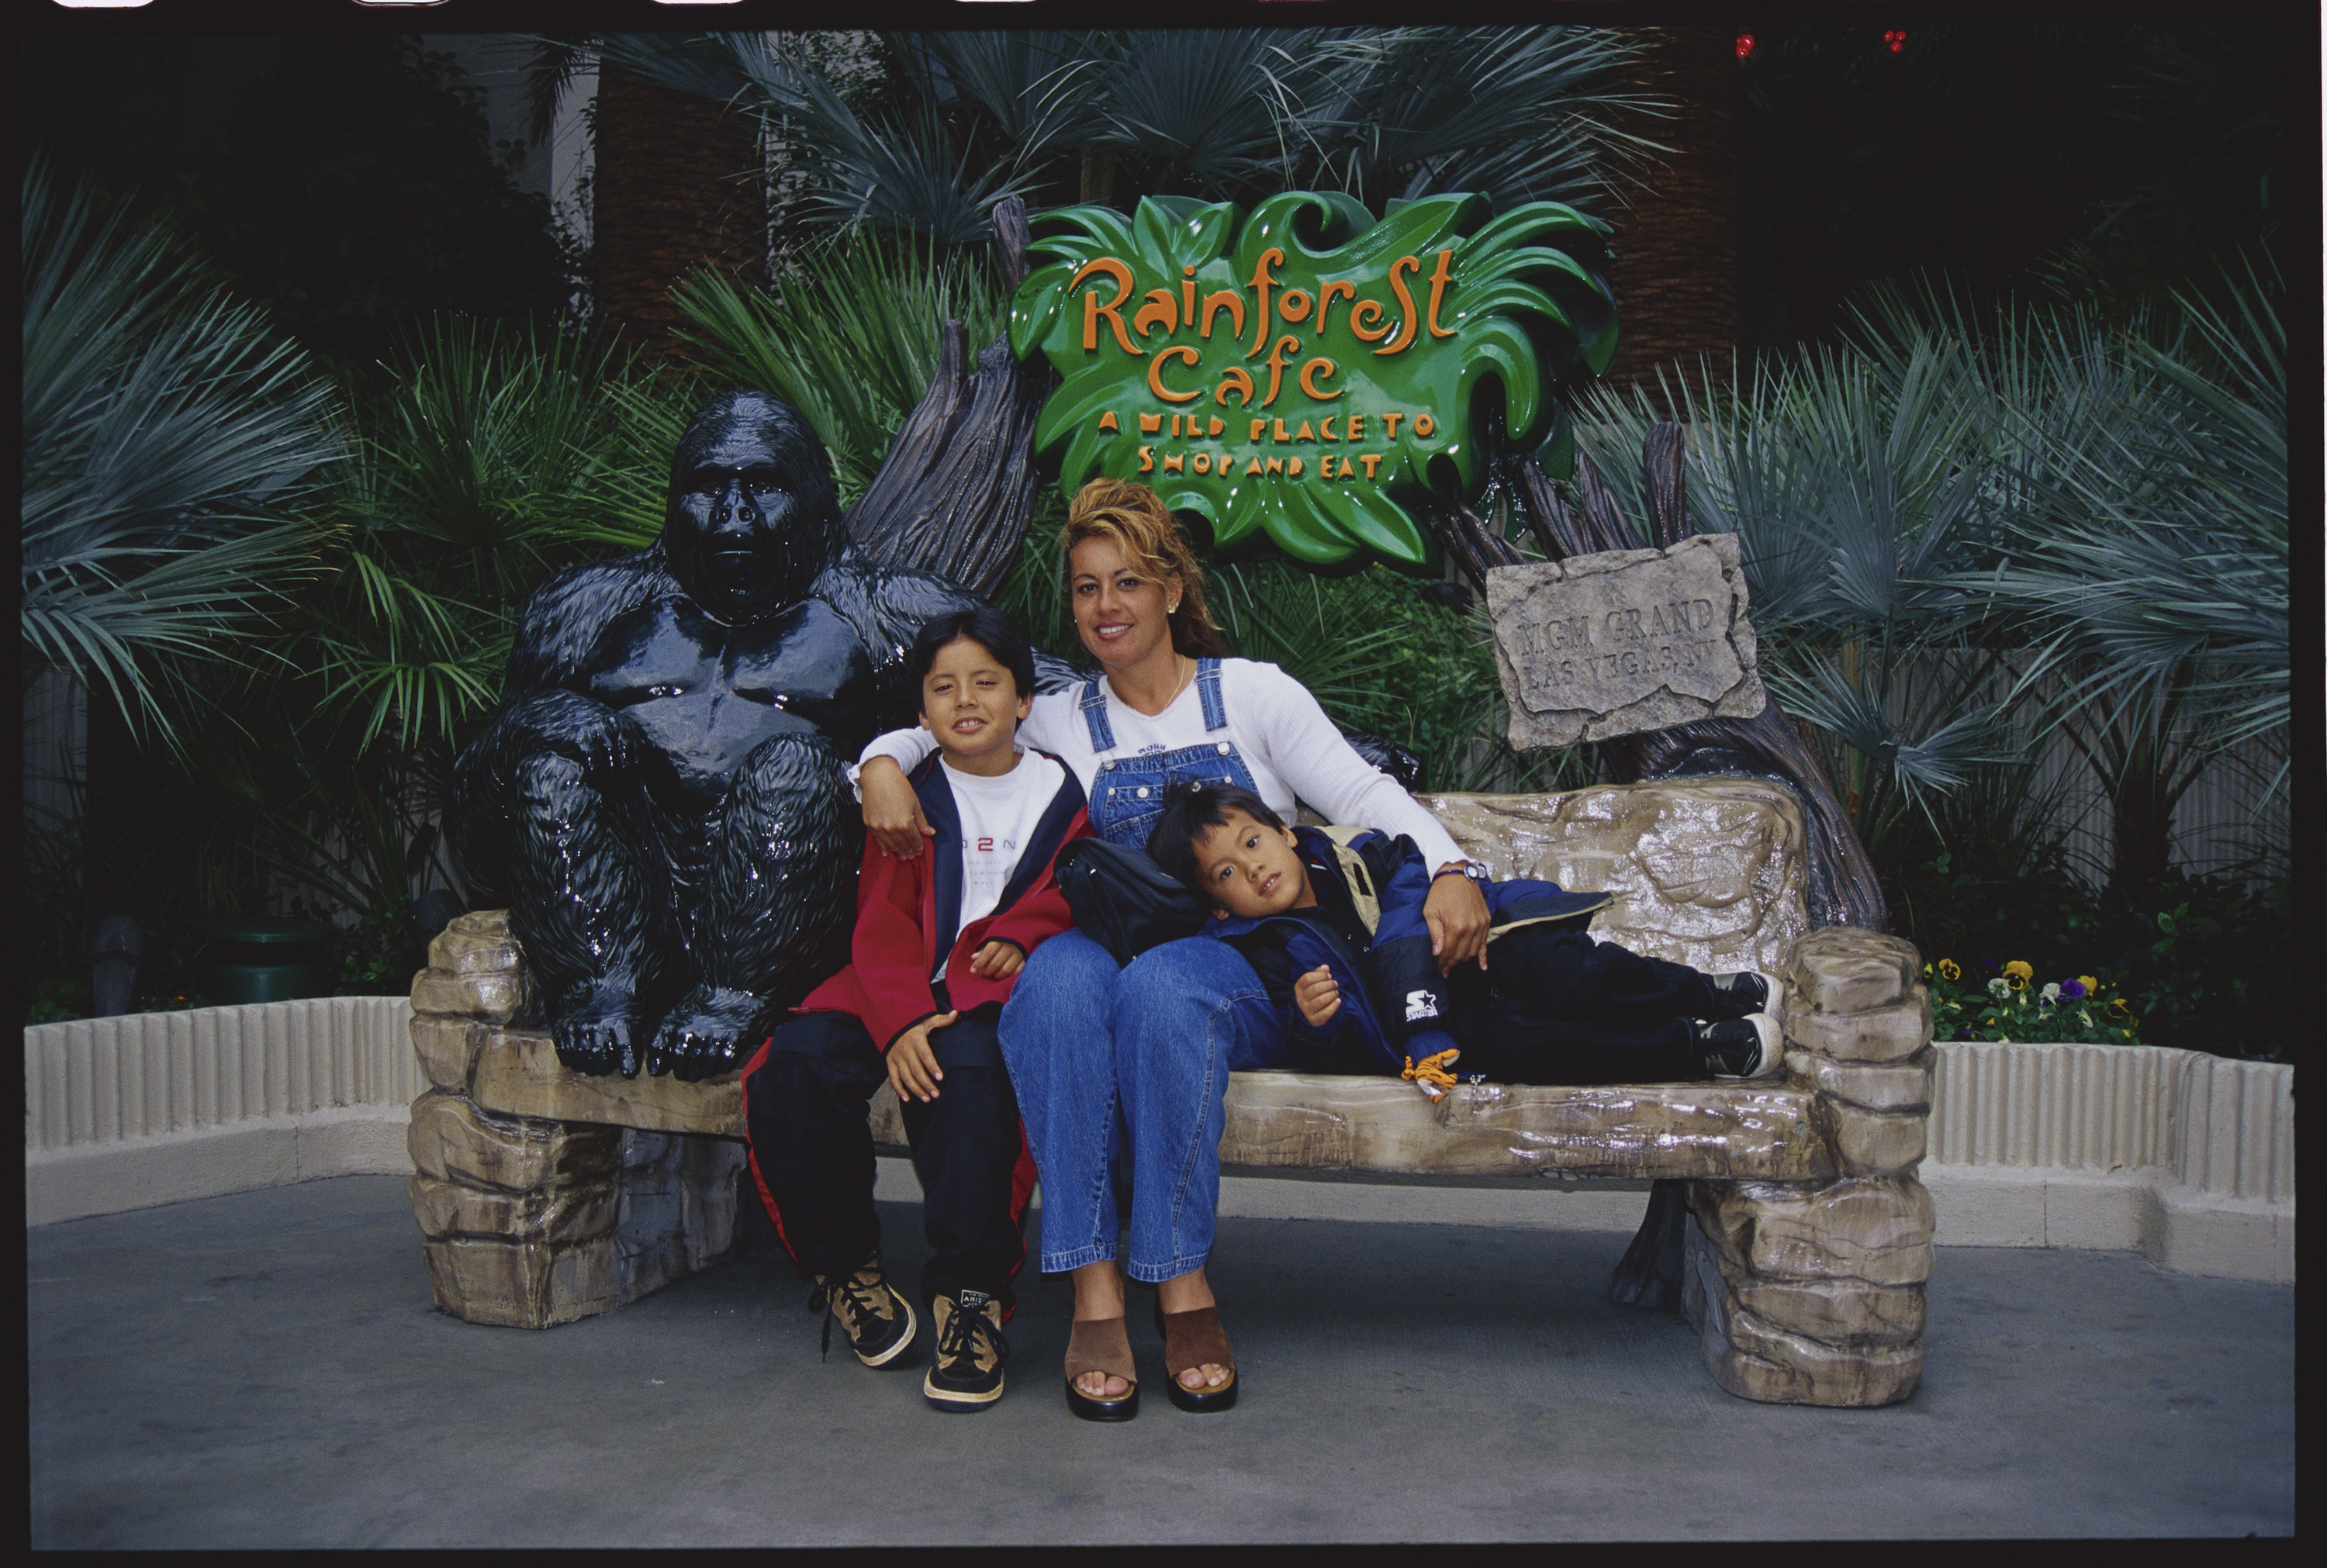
left=2059, top=978, right=2087, bottom=1000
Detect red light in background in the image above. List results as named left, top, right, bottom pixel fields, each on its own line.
left=1735, top=33, right=1756, bottom=60
left=1883, top=29, right=1907, bottom=54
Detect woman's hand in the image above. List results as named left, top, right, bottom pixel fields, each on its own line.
left=1293, top=964, right=1342, bottom=1027
left=969, top=939, right=1024, bottom=980
left=887, top=1011, right=956, bottom=1102
left=1424, top=868, right=1491, bottom=976
left=859, top=755, right=933, bottom=859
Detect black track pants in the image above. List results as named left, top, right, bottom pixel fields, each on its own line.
left=740, top=1006, right=1034, bottom=1311
left=1442, top=924, right=1729, bottom=1085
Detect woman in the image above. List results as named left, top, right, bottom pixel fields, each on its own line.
left=853, top=478, right=1489, bottom=1418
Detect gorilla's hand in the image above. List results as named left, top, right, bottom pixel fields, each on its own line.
left=648, top=986, right=770, bottom=1082
left=501, top=688, right=643, bottom=778
left=551, top=981, right=647, bottom=1078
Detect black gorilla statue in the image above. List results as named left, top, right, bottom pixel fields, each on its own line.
left=453, top=390, right=994, bottom=1083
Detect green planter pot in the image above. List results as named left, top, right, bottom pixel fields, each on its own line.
left=196, top=917, right=334, bottom=1005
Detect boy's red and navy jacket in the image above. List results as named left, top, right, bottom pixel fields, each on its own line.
left=797, top=750, right=1090, bottom=1052
left=1205, top=825, right=1608, bottom=1074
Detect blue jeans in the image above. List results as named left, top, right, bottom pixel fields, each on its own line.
left=997, top=930, right=1285, bottom=1283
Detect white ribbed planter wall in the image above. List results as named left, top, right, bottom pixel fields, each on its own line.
left=23, top=1004, right=2293, bottom=1282
left=1920, top=1041, right=2293, bottom=1282
left=25, top=997, right=420, bottom=1226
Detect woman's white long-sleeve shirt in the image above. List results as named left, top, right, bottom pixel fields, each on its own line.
left=859, top=657, right=1467, bottom=872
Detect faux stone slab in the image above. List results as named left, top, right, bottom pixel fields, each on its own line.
left=411, top=967, right=531, bottom=1026
left=406, top=1090, right=622, bottom=1192
left=470, top=1030, right=746, bottom=1138
left=1488, top=533, right=1765, bottom=748
left=1682, top=1218, right=1922, bottom=1406
left=420, top=1234, right=623, bottom=1329
left=1687, top=1176, right=1935, bottom=1287
left=1786, top=1046, right=1935, bottom=1112
left=1789, top=928, right=1920, bottom=1015
left=409, top=1171, right=620, bottom=1245
left=462, top=1027, right=913, bottom=1147
left=1785, top=988, right=1931, bottom=1064
left=1219, top=1072, right=1835, bottom=1182
left=1697, top=1231, right=1926, bottom=1347
left=410, top=1014, right=482, bottom=1093
left=1816, top=1095, right=1930, bottom=1176
left=1419, top=782, right=1807, bottom=977
left=428, top=912, right=524, bottom=976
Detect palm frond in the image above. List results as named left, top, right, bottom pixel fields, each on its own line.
left=669, top=232, right=1007, bottom=506
left=22, top=154, right=345, bottom=747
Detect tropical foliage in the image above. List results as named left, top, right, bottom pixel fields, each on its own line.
left=583, top=28, right=1654, bottom=245
left=669, top=232, right=1009, bottom=509
left=22, top=156, right=344, bottom=749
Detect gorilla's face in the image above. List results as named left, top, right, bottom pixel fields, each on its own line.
left=662, top=392, right=846, bottom=623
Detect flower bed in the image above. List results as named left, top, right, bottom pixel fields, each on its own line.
left=1925, top=958, right=2140, bottom=1045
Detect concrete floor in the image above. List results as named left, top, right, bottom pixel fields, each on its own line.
left=27, top=1175, right=2294, bottom=1546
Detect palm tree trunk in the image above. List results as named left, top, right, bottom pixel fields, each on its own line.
left=1599, top=26, right=1740, bottom=404
left=592, top=71, right=767, bottom=361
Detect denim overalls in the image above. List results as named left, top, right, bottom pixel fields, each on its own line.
left=1078, top=658, right=1261, bottom=847
left=997, top=656, right=1288, bottom=1281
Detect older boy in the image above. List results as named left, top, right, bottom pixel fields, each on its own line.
left=741, top=608, right=1088, bottom=1411
left=1146, top=782, right=1777, bottom=1097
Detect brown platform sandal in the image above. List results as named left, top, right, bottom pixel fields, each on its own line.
left=1063, top=1318, right=1139, bottom=1421
left=1158, top=1304, right=1238, bottom=1413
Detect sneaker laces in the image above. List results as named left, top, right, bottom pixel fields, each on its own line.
left=1402, top=1047, right=1461, bottom=1102
left=807, top=1261, right=893, bottom=1362
left=935, top=1293, right=1005, bottom=1372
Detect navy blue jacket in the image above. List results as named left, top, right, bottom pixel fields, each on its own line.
left=1205, top=826, right=1608, bottom=1073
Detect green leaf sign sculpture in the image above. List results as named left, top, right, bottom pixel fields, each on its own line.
left=1009, top=191, right=1616, bottom=568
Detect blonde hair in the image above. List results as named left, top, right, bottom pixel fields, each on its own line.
left=1060, top=478, right=1228, bottom=659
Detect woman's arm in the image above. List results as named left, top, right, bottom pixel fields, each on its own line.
left=1241, top=664, right=1490, bottom=970
left=1238, top=665, right=1467, bottom=869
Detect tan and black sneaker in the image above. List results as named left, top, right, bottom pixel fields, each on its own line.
left=807, top=1255, right=917, bottom=1368
left=923, top=1289, right=1008, bottom=1412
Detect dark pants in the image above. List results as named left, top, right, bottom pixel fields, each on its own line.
left=739, top=1005, right=1035, bottom=1312
left=1443, top=924, right=1728, bottom=1086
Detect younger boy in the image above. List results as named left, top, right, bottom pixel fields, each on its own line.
left=742, top=607, right=1089, bottom=1411
left=1146, top=782, right=1778, bottom=1097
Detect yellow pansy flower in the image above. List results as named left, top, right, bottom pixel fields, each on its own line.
left=2004, top=959, right=2032, bottom=990
left=1938, top=959, right=1961, bottom=981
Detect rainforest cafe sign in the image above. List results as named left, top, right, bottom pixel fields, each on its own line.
left=1011, top=191, right=1618, bottom=568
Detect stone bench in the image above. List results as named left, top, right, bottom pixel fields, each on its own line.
left=406, top=778, right=1935, bottom=1407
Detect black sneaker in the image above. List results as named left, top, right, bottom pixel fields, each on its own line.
left=924, top=1289, right=1008, bottom=1412
left=807, top=1255, right=917, bottom=1368
left=1713, top=970, right=1777, bottom=1021
left=1698, top=1013, right=1782, bottom=1078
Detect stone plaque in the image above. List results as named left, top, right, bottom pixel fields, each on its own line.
left=1487, top=533, right=1765, bottom=748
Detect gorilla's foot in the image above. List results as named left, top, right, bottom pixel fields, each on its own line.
left=551, top=982, right=648, bottom=1079
left=648, top=986, right=772, bottom=1082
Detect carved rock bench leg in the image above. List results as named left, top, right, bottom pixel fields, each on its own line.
left=1620, top=928, right=1937, bottom=1407
left=406, top=913, right=745, bottom=1329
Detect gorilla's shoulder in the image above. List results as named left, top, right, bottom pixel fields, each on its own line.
left=811, top=552, right=978, bottom=662
left=507, top=551, right=677, bottom=689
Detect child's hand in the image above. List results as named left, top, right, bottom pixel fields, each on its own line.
left=969, top=939, right=1023, bottom=980
left=887, top=1011, right=956, bottom=1102
left=1293, top=964, right=1341, bottom=1027
left=860, top=757, right=935, bottom=859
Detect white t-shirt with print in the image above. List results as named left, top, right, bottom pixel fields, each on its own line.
left=938, top=750, right=1068, bottom=981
